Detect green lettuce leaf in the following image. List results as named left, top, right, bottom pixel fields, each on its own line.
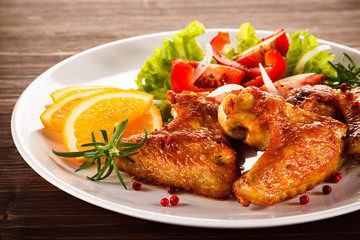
left=236, top=22, right=260, bottom=53
left=302, top=51, right=336, bottom=76
left=136, top=20, right=205, bottom=101
left=224, top=22, right=260, bottom=58
left=284, top=30, right=335, bottom=77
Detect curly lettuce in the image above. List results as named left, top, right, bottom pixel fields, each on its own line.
left=225, top=22, right=260, bottom=58
left=236, top=22, right=261, bottom=53
left=284, top=30, right=336, bottom=77
left=136, top=21, right=205, bottom=99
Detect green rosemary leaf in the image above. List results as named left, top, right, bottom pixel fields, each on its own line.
left=75, top=154, right=100, bottom=172
left=97, top=157, right=101, bottom=173
left=86, top=176, right=96, bottom=181
left=112, top=161, right=127, bottom=189
left=344, top=53, right=357, bottom=69
left=137, top=128, right=148, bottom=148
left=122, top=156, right=135, bottom=163
left=84, top=151, right=98, bottom=158
left=110, top=120, right=128, bottom=145
left=91, top=132, right=96, bottom=142
left=95, top=158, right=113, bottom=180
left=52, top=149, right=92, bottom=158
left=96, top=149, right=110, bottom=160
left=86, top=165, right=104, bottom=181
left=80, top=142, right=106, bottom=147
left=116, top=128, right=147, bottom=150
left=114, top=121, right=128, bottom=146
left=101, top=129, right=108, bottom=143
left=98, top=164, right=114, bottom=180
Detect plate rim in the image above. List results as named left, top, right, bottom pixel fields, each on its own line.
left=11, top=28, right=360, bottom=229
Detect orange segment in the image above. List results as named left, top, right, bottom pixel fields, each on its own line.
left=40, top=87, right=115, bottom=131
left=123, top=104, right=162, bottom=138
left=62, top=89, right=154, bottom=152
left=51, top=85, right=112, bottom=102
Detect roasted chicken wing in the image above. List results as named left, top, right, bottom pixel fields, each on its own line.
left=286, top=84, right=360, bottom=161
left=218, top=87, right=347, bottom=206
left=115, top=91, right=240, bottom=199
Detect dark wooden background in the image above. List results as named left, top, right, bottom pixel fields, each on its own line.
left=1, top=0, right=360, bottom=239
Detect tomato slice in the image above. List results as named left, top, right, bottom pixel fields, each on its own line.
left=242, top=49, right=287, bottom=87
left=170, top=58, right=244, bottom=93
left=170, top=59, right=197, bottom=93
left=235, top=29, right=289, bottom=67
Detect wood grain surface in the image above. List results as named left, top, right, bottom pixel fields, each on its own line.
left=1, top=0, right=360, bottom=239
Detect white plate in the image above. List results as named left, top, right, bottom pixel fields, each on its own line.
left=11, top=29, right=360, bottom=228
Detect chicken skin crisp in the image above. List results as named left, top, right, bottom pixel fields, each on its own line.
left=286, top=84, right=360, bottom=161
left=115, top=91, right=240, bottom=199
left=218, top=87, right=347, bottom=206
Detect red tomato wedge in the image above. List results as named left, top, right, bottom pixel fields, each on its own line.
left=235, top=28, right=289, bottom=67
left=170, top=58, right=244, bottom=93
left=243, top=49, right=287, bottom=87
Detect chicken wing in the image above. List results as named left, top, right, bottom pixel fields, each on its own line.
left=115, top=91, right=240, bottom=199
left=286, top=84, right=360, bottom=161
left=219, top=87, right=347, bottom=206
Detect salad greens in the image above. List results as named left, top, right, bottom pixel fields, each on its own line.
left=135, top=21, right=357, bottom=119
left=236, top=23, right=261, bottom=53
left=284, top=30, right=335, bottom=77
left=225, top=22, right=260, bottom=59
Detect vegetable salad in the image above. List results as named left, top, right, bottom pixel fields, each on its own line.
left=135, top=21, right=347, bottom=120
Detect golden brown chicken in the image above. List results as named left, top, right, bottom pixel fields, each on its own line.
left=114, top=91, right=240, bottom=199
left=286, top=84, right=360, bottom=161
left=218, top=87, right=347, bottom=206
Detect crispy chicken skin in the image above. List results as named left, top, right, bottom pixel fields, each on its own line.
left=286, top=85, right=360, bottom=161
left=114, top=91, right=240, bottom=199
left=219, top=87, right=347, bottom=206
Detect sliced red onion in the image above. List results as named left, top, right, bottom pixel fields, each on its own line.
left=259, top=63, right=280, bottom=95
left=294, top=45, right=331, bottom=74
left=191, top=43, right=213, bottom=84
left=207, top=84, right=243, bottom=102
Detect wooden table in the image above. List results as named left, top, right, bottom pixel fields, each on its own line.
left=1, top=0, right=360, bottom=239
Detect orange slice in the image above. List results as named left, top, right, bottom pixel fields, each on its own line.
left=123, top=103, right=162, bottom=138
left=62, top=89, right=154, bottom=152
left=40, top=87, right=116, bottom=132
left=51, top=85, right=112, bottom=102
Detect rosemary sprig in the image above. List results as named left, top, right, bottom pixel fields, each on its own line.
left=323, top=52, right=360, bottom=89
left=52, top=119, right=147, bottom=189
